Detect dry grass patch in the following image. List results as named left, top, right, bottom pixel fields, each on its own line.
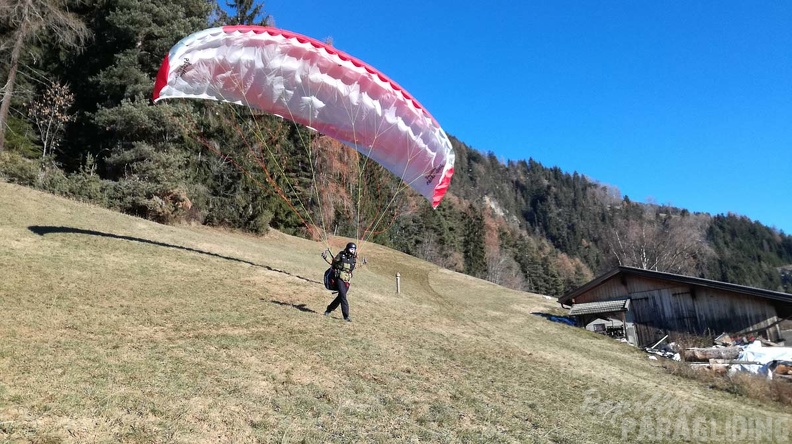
left=1, top=181, right=791, bottom=443
left=663, top=360, right=792, bottom=407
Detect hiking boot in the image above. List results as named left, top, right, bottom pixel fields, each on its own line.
left=344, top=317, right=352, bottom=322
left=324, top=311, right=330, bottom=316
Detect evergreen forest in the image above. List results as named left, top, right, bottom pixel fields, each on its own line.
left=2, top=0, right=791, bottom=297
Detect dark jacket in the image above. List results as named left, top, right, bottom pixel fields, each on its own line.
left=332, top=250, right=357, bottom=283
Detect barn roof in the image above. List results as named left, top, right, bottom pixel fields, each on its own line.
left=568, top=299, right=630, bottom=316
left=558, top=266, right=792, bottom=306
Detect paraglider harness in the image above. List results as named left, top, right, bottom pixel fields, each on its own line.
left=323, top=266, right=336, bottom=291
left=322, top=248, right=358, bottom=291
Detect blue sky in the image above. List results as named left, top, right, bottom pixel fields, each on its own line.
left=262, top=1, right=791, bottom=234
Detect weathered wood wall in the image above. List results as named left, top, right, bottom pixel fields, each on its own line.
left=570, top=274, right=780, bottom=347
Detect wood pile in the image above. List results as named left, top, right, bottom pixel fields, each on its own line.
left=772, top=361, right=792, bottom=380
left=643, top=332, right=792, bottom=381
left=683, top=346, right=742, bottom=362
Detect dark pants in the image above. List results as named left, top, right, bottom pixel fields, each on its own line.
left=326, top=280, right=351, bottom=319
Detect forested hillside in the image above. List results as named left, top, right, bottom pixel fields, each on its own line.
left=2, top=0, right=790, bottom=296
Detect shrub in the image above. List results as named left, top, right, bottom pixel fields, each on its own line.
left=3, top=116, right=39, bottom=158
left=0, top=152, right=41, bottom=185
left=250, top=210, right=273, bottom=235
left=662, top=360, right=792, bottom=408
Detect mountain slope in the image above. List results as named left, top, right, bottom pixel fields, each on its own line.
left=1, top=181, right=789, bottom=443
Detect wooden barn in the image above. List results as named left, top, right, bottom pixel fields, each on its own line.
left=557, top=266, right=792, bottom=348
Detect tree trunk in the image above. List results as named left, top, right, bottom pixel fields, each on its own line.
left=0, top=21, right=29, bottom=153
left=683, top=346, right=743, bottom=362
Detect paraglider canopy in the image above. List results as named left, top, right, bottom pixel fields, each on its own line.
left=153, top=25, right=454, bottom=208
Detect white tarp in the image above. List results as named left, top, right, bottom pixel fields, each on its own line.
left=728, top=341, right=792, bottom=378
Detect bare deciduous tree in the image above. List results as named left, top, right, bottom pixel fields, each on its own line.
left=486, top=249, right=527, bottom=291
left=0, top=0, right=89, bottom=152
left=606, top=207, right=714, bottom=275
left=28, top=80, right=73, bottom=157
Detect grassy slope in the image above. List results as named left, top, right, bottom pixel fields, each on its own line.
left=1, top=181, right=790, bottom=443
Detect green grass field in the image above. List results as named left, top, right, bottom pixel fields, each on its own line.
left=1, top=181, right=790, bottom=443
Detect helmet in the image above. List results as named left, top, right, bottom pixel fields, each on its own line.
left=345, top=242, right=357, bottom=254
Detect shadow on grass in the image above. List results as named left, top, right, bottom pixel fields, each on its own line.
left=268, top=300, right=317, bottom=314
left=28, top=225, right=321, bottom=285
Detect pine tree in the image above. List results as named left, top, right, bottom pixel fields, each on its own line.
left=214, top=0, right=270, bottom=26
left=462, top=204, right=487, bottom=278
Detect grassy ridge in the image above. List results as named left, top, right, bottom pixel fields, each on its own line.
left=1, top=181, right=790, bottom=443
